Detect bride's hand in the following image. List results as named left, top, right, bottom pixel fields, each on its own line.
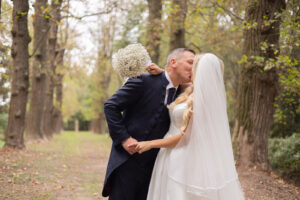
left=146, top=64, right=164, bottom=75
left=128, top=141, right=153, bottom=154
left=136, top=141, right=154, bottom=154
left=128, top=141, right=154, bottom=154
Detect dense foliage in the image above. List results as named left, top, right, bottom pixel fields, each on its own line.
left=269, top=133, right=300, bottom=179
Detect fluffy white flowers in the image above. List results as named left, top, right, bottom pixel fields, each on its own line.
left=112, top=43, right=151, bottom=78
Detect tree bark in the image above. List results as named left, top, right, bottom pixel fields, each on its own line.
left=232, top=0, right=286, bottom=170
left=53, top=0, right=69, bottom=134
left=169, top=0, right=187, bottom=50
left=90, top=113, right=106, bottom=134
left=43, top=0, right=63, bottom=138
left=146, top=0, right=162, bottom=64
left=26, top=0, right=49, bottom=141
left=5, top=0, right=31, bottom=149
left=52, top=49, right=64, bottom=134
left=0, top=0, right=2, bottom=19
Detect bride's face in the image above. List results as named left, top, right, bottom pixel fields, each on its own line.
left=191, top=54, right=224, bottom=83
left=191, top=54, right=204, bottom=83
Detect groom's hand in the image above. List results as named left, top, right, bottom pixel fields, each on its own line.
left=122, top=137, right=138, bottom=155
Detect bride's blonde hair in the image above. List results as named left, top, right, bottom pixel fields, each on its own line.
left=169, top=54, right=224, bottom=133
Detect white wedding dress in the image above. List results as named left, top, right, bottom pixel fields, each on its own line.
left=147, top=54, right=245, bottom=200
left=147, top=102, right=187, bottom=200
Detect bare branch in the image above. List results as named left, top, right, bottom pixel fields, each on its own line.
left=208, top=0, right=243, bottom=22
left=61, top=2, right=128, bottom=20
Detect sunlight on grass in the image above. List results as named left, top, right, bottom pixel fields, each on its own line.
left=0, top=133, right=4, bottom=148
left=0, top=140, right=4, bottom=148
left=28, top=131, right=111, bottom=154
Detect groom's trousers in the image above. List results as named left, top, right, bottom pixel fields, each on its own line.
left=108, top=155, right=154, bottom=200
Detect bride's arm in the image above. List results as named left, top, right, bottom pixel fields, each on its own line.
left=128, top=133, right=184, bottom=154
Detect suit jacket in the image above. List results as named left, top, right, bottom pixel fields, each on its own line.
left=102, top=72, right=180, bottom=196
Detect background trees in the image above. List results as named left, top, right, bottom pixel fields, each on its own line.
left=0, top=0, right=299, bottom=178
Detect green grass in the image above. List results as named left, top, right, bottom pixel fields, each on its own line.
left=29, top=193, right=53, bottom=200
left=0, top=133, right=4, bottom=148
left=0, top=131, right=111, bottom=199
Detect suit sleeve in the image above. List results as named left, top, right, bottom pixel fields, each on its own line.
left=104, top=76, right=144, bottom=146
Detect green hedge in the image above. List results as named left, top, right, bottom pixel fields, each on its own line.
left=268, top=133, right=300, bottom=178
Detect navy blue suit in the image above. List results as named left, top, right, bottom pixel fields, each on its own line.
left=102, top=72, right=180, bottom=199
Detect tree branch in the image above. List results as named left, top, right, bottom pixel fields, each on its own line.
left=61, top=2, right=128, bottom=20
left=208, top=0, right=244, bottom=22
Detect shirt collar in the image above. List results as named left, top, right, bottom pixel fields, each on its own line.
left=165, top=71, right=178, bottom=90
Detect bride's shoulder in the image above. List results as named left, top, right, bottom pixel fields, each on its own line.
left=169, top=102, right=187, bottom=110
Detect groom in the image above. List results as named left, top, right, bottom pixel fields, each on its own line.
left=102, top=48, right=195, bottom=200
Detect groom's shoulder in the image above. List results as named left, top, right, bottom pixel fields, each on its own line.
left=141, top=73, right=164, bottom=81
left=125, top=73, right=163, bottom=87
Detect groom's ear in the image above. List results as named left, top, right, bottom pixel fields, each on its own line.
left=170, top=58, right=177, bottom=68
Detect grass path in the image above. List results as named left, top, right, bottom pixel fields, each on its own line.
left=0, top=131, right=299, bottom=200
left=0, top=132, right=111, bottom=200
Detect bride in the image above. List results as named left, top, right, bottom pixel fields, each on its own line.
left=130, top=53, right=245, bottom=200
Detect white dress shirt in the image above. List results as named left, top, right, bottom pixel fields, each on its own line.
left=164, top=71, right=178, bottom=105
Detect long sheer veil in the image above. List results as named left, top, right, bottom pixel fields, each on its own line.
left=167, top=53, right=244, bottom=199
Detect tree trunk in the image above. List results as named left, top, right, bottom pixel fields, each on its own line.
left=232, top=0, right=286, bottom=171
left=90, top=118, right=100, bottom=134
left=43, top=0, right=63, bottom=138
left=5, top=0, right=31, bottom=149
left=146, top=0, right=162, bottom=64
left=90, top=114, right=106, bottom=134
left=26, top=0, right=49, bottom=141
left=75, top=119, right=79, bottom=132
left=0, top=0, right=2, bottom=19
left=52, top=49, right=64, bottom=134
left=169, top=0, right=187, bottom=50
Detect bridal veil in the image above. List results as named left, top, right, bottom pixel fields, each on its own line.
left=167, top=53, right=245, bottom=200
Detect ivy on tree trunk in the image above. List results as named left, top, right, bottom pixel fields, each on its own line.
left=232, top=0, right=286, bottom=171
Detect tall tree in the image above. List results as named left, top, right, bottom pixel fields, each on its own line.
left=42, top=0, right=63, bottom=137
left=26, top=0, right=49, bottom=140
left=52, top=48, right=64, bottom=134
left=169, top=0, right=187, bottom=50
left=5, top=0, right=31, bottom=149
left=0, top=0, right=2, bottom=19
left=146, top=0, right=162, bottom=63
left=52, top=0, right=70, bottom=134
left=232, top=0, right=286, bottom=170
left=90, top=16, right=115, bottom=134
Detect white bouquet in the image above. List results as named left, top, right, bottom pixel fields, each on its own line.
left=112, top=43, right=152, bottom=78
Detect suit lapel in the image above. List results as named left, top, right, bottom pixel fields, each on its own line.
left=161, top=71, right=169, bottom=87
left=160, top=72, right=169, bottom=104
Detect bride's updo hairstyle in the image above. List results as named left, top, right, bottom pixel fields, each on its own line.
left=169, top=53, right=224, bottom=133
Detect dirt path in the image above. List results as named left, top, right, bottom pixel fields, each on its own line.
left=0, top=132, right=299, bottom=200
left=0, top=132, right=110, bottom=200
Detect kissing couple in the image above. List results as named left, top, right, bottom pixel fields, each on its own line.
left=102, top=48, right=245, bottom=200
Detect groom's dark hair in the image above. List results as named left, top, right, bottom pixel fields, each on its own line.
left=166, top=48, right=195, bottom=67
